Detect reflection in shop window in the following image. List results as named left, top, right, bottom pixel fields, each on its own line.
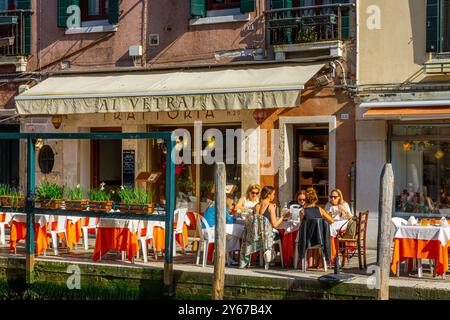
left=391, top=124, right=450, bottom=214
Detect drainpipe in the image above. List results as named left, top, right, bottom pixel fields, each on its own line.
left=141, top=0, right=148, bottom=67
left=349, top=162, right=356, bottom=215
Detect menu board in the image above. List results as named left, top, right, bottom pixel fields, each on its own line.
left=122, top=150, right=135, bottom=188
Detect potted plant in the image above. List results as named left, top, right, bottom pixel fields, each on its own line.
left=177, top=176, right=194, bottom=194
left=117, top=186, right=155, bottom=214
left=0, top=184, right=25, bottom=209
left=34, top=181, right=64, bottom=210
left=88, top=182, right=113, bottom=212
left=64, top=184, right=88, bottom=211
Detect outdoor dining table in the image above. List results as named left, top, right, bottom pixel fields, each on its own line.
left=279, top=219, right=348, bottom=268
left=93, top=218, right=142, bottom=262
left=5, top=212, right=50, bottom=255
left=391, top=224, right=450, bottom=277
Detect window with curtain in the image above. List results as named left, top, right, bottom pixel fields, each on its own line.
left=391, top=124, right=450, bottom=214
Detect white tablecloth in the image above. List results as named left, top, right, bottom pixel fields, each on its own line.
left=203, top=223, right=245, bottom=252
left=281, top=220, right=300, bottom=234
left=97, top=218, right=142, bottom=234
left=394, top=225, right=450, bottom=247
left=6, top=213, right=50, bottom=228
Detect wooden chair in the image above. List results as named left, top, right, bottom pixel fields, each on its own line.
left=337, top=211, right=369, bottom=269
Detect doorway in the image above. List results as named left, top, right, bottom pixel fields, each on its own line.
left=90, top=127, right=122, bottom=194
left=0, top=125, right=19, bottom=188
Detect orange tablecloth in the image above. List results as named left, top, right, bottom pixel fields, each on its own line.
left=92, top=227, right=139, bottom=262
left=9, top=221, right=49, bottom=255
left=391, top=238, right=450, bottom=276
left=152, top=224, right=188, bottom=252
left=64, top=220, right=82, bottom=250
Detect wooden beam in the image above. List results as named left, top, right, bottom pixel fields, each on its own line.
left=212, top=163, right=226, bottom=300
left=377, top=163, right=394, bottom=300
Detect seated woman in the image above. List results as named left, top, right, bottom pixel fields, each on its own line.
left=202, top=200, right=242, bottom=265
left=324, top=188, right=355, bottom=239
left=239, top=186, right=288, bottom=268
left=288, top=189, right=306, bottom=210
left=235, top=184, right=261, bottom=214
left=301, top=188, right=334, bottom=269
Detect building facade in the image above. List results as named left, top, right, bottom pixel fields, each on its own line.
left=1, top=0, right=357, bottom=241
left=357, top=0, right=450, bottom=245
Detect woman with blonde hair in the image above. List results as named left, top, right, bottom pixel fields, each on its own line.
left=235, top=183, right=261, bottom=213
left=324, top=189, right=353, bottom=221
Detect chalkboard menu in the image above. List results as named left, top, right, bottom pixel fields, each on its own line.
left=122, top=150, right=135, bottom=188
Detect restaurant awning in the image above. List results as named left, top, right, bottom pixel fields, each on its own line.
left=15, top=63, right=325, bottom=115
left=363, top=107, right=450, bottom=120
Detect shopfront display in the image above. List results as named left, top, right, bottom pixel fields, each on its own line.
left=391, top=123, right=450, bottom=214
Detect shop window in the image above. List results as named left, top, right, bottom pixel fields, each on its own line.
left=391, top=124, right=450, bottom=214
left=38, top=145, right=55, bottom=174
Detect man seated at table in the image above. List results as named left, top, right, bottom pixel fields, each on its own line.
left=202, top=201, right=242, bottom=265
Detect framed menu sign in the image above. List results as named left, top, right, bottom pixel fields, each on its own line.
left=122, top=150, right=135, bottom=188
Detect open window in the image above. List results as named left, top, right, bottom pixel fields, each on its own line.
left=80, top=0, right=108, bottom=22
left=426, top=0, right=450, bottom=53
left=207, top=0, right=241, bottom=11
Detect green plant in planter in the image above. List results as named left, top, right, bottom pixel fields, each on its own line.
left=296, top=26, right=319, bottom=43
left=35, top=181, right=64, bottom=200
left=200, top=180, right=214, bottom=195
left=65, top=185, right=84, bottom=201
left=88, top=183, right=112, bottom=202
left=117, top=186, right=154, bottom=204
left=0, top=184, right=10, bottom=196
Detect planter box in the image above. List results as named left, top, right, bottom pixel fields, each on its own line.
left=88, top=201, right=113, bottom=212
left=118, top=203, right=154, bottom=214
left=35, top=199, right=62, bottom=210
left=0, top=196, right=25, bottom=208
left=63, top=200, right=89, bottom=211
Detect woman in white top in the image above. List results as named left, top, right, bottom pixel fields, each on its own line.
left=235, top=184, right=261, bottom=213
left=325, top=189, right=353, bottom=221
left=325, top=188, right=355, bottom=238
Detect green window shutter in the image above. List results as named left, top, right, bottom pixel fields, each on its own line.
left=240, top=0, right=255, bottom=13
left=426, top=0, right=441, bottom=52
left=191, top=0, right=206, bottom=18
left=270, top=0, right=292, bottom=9
left=332, top=0, right=350, bottom=39
left=108, top=0, right=120, bottom=25
left=17, top=0, right=31, bottom=55
left=57, top=0, right=79, bottom=28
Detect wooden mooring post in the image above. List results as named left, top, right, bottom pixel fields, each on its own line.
left=212, top=163, right=226, bottom=300
left=377, top=163, right=394, bottom=300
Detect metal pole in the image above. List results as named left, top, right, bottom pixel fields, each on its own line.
left=25, top=137, right=36, bottom=284
left=164, top=136, right=176, bottom=295
left=377, top=163, right=394, bottom=300
left=212, top=163, right=226, bottom=300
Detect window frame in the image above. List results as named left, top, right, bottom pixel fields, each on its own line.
left=80, top=0, right=108, bottom=22
left=207, top=0, right=241, bottom=11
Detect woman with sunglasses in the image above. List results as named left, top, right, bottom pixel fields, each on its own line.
left=289, top=190, right=307, bottom=208
left=325, top=189, right=355, bottom=239
left=235, top=183, right=261, bottom=214
left=325, top=189, right=353, bottom=221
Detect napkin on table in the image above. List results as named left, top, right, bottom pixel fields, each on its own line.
left=407, top=216, right=418, bottom=226
left=440, top=217, right=449, bottom=227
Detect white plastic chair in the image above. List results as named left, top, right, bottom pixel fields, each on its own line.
left=47, top=216, right=68, bottom=256
left=0, top=213, right=8, bottom=245
left=82, top=217, right=98, bottom=250
left=139, top=221, right=158, bottom=263
left=196, top=214, right=215, bottom=267
left=173, top=208, right=188, bottom=257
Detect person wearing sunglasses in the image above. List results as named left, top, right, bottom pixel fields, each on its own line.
left=289, top=189, right=307, bottom=208
left=325, top=189, right=353, bottom=221
left=235, top=183, right=261, bottom=214
left=325, top=189, right=356, bottom=239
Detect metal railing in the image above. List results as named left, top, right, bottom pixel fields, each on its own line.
left=423, top=61, right=450, bottom=74
left=265, top=3, right=355, bottom=46
left=0, top=9, right=32, bottom=56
